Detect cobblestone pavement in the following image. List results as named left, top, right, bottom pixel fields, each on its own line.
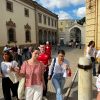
left=0, top=47, right=97, bottom=100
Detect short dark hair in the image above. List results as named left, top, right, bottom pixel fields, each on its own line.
left=58, top=50, right=65, bottom=55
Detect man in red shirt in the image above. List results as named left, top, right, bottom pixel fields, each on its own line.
left=38, top=44, right=49, bottom=98
left=45, top=41, right=52, bottom=59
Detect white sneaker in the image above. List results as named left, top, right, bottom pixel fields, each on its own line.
left=42, top=96, right=48, bottom=100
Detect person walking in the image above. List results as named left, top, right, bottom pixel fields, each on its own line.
left=45, top=41, right=52, bottom=60
left=86, top=40, right=97, bottom=76
left=48, top=50, right=70, bottom=100
left=38, top=44, right=49, bottom=100
left=0, top=50, right=19, bottom=100
left=16, top=49, right=45, bottom=100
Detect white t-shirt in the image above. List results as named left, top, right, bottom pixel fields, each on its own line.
left=48, top=57, right=70, bottom=77
left=1, top=61, right=18, bottom=83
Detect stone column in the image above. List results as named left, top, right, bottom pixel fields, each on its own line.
left=78, top=57, right=92, bottom=100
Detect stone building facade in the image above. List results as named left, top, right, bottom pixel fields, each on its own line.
left=86, top=0, right=100, bottom=50
left=34, top=2, right=58, bottom=45
left=0, top=0, right=58, bottom=48
left=58, top=19, right=85, bottom=45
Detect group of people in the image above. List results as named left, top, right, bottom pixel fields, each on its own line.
left=1, top=40, right=100, bottom=100
left=0, top=41, right=71, bottom=100
left=68, top=40, right=81, bottom=48
left=3, top=44, right=33, bottom=66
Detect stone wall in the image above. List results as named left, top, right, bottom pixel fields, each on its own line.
left=86, top=0, right=100, bottom=50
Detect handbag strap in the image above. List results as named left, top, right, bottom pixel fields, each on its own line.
left=51, top=58, right=56, bottom=76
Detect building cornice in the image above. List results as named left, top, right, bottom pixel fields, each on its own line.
left=38, top=26, right=57, bottom=31
left=20, top=0, right=35, bottom=7
left=20, top=0, right=58, bottom=18
left=33, top=1, right=58, bottom=18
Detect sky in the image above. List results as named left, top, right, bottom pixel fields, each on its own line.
left=33, top=0, right=86, bottom=20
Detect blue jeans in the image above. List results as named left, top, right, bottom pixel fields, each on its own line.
left=52, top=73, right=65, bottom=100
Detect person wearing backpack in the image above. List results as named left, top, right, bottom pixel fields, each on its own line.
left=48, top=50, right=70, bottom=100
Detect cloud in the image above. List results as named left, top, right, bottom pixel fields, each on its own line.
left=70, top=0, right=85, bottom=6
left=56, top=11, right=73, bottom=20
left=34, top=0, right=85, bottom=9
left=76, top=7, right=86, bottom=18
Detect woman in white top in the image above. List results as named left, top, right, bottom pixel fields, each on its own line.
left=0, top=50, right=19, bottom=100
left=48, top=50, right=70, bottom=100
left=86, top=40, right=97, bottom=76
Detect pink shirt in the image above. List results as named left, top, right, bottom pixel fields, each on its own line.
left=20, top=61, right=44, bottom=87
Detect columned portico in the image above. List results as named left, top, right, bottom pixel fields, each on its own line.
left=38, top=28, right=57, bottom=44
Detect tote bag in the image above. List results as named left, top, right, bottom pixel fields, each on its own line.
left=9, top=61, right=19, bottom=83
left=18, top=77, right=25, bottom=99
left=18, top=61, right=27, bottom=99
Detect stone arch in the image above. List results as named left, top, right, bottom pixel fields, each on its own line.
left=52, top=32, right=55, bottom=45
left=24, top=23, right=31, bottom=30
left=6, top=19, right=16, bottom=43
left=24, top=23, right=31, bottom=42
left=70, top=27, right=81, bottom=43
left=44, top=30, right=48, bottom=43
left=38, top=29, right=43, bottom=44
left=48, top=31, right=51, bottom=43
left=6, top=19, right=16, bottom=27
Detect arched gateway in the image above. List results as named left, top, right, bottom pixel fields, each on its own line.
left=70, top=27, right=81, bottom=42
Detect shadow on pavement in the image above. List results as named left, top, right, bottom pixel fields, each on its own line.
left=47, top=91, right=56, bottom=100
left=64, top=90, right=78, bottom=100
left=93, top=89, right=97, bottom=99
left=0, top=98, right=4, bottom=100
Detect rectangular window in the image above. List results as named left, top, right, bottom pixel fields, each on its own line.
left=25, top=31, right=31, bottom=42
left=48, top=17, right=50, bottom=26
left=24, top=8, right=29, bottom=17
left=55, top=20, right=57, bottom=27
left=8, top=28, right=16, bottom=43
left=51, top=19, right=54, bottom=26
left=38, top=13, right=42, bottom=23
left=43, top=15, right=46, bottom=24
left=6, top=0, right=13, bottom=12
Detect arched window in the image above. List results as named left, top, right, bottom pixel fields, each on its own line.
left=25, top=30, right=31, bottom=42
left=8, top=28, right=16, bottom=43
